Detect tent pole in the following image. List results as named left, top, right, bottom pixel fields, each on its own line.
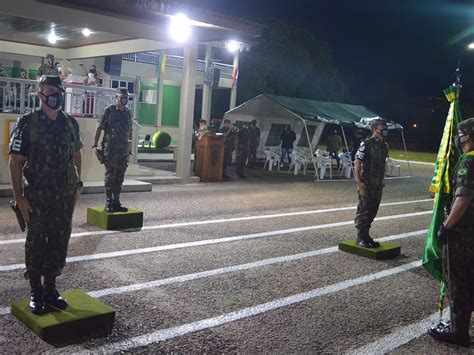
left=341, top=126, right=355, bottom=179
left=302, top=119, right=319, bottom=180
left=401, top=130, right=412, bottom=177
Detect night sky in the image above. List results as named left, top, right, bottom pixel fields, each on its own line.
left=192, top=0, right=474, bottom=99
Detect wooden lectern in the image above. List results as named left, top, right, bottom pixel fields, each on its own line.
left=195, top=133, right=224, bottom=182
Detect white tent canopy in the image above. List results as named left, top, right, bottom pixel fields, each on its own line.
left=224, top=94, right=411, bottom=177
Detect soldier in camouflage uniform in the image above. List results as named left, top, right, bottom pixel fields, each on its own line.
left=236, top=122, right=250, bottom=178
left=429, top=117, right=474, bottom=347
left=37, top=54, right=59, bottom=77
left=9, top=76, right=83, bottom=314
left=93, top=88, right=132, bottom=213
left=247, top=119, right=261, bottom=168
left=220, top=119, right=236, bottom=179
left=354, top=119, right=389, bottom=248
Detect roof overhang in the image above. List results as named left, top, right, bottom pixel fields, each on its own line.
left=0, top=0, right=263, bottom=59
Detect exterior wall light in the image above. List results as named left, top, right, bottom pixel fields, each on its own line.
left=169, top=14, right=191, bottom=43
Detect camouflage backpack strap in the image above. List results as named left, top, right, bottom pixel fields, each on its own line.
left=64, top=113, right=77, bottom=146
left=28, top=110, right=40, bottom=166
left=64, top=113, right=80, bottom=187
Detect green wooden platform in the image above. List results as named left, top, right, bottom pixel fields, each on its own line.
left=11, top=289, right=115, bottom=343
left=338, top=240, right=401, bottom=260
left=87, top=206, right=143, bottom=230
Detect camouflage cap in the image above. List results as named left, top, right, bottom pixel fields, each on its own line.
left=116, top=88, right=129, bottom=96
left=370, top=118, right=387, bottom=129
left=458, top=117, right=474, bottom=135
left=39, top=75, right=65, bottom=92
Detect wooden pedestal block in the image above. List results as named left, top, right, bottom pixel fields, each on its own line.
left=11, top=290, right=115, bottom=343
left=338, top=240, right=401, bottom=260
left=87, top=206, right=143, bottom=230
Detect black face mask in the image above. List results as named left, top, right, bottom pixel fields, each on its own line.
left=119, top=96, right=129, bottom=106
left=381, top=129, right=389, bottom=137
left=40, top=91, right=63, bottom=110
left=89, top=68, right=96, bottom=74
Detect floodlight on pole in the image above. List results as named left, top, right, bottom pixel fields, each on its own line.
left=169, top=14, right=191, bottom=43
left=82, top=28, right=92, bottom=37
left=468, top=42, right=474, bottom=50
left=227, top=40, right=240, bottom=53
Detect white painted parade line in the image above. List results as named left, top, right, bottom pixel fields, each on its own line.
left=0, top=210, right=431, bottom=272
left=0, top=229, right=427, bottom=316
left=348, top=310, right=447, bottom=354
left=0, top=198, right=432, bottom=245
left=93, top=260, right=422, bottom=353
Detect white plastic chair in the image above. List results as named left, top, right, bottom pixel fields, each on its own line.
left=314, top=151, right=332, bottom=179
left=263, top=149, right=280, bottom=171
left=288, top=151, right=307, bottom=175
left=338, top=153, right=352, bottom=179
left=386, top=157, right=401, bottom=176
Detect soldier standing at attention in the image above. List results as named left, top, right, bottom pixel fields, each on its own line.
left=9, top=76, right=83, bottom=314
left=37, top=54, right=58, bottom=77
left=354, top=119, right=389, bottom=248
left=220, top=119, right=236, bottom=179
left=429, top=117, right=474, bottom=347
left=247, top=119, right=261, bottom=168
left=93, top=88, right=132, bottom=213
left=236, top=122, right=250, bottom=178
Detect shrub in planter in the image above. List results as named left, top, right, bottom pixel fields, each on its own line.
left=152, top=131, right=172, bottom=149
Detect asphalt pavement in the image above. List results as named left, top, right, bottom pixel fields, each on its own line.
left=0, top=165, right=472, bottom=353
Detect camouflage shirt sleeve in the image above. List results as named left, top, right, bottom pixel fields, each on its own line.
left=454, top=157, right=474, bottom=198
left=97, top=107, right=110, bottom=130
left=8, top=116, right=30, bottom=157
left=70, top=117, right=84, bottom=152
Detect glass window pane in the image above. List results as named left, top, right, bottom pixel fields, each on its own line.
left=297, top=125, right=317, bottom=147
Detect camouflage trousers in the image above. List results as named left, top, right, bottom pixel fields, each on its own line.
left=354, top=185, right=383, bottom=234
left=443, top=230, right=474, bottom=314
left=223, top=148, right=233, bottom=175
left=104, top=157, right=128, bottom=200
left=24, top=186, right=75, bottom=279
left=236, top=147, right=248, bottom=176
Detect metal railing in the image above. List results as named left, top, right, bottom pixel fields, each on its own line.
left=0, top=78, right=137, bottom=118
left=122, top=53, right=234, bottom=77
left=0, top=78, right=140, bottom=164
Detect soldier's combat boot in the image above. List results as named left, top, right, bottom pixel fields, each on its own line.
left=105, top=199, right=114, bottom=213
left=28, top=273, right=46, bottom=314
left=113, top=199, right=128, bottom=213
left=429, top=313, right=470, bottom=347
left=43, top=275, right=68, bottom=310
left=356, top=228, right=380, bottom=248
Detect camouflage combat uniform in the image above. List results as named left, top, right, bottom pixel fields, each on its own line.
left=354, top=136, right=389, bottom=236
left=247, top=125, right=260, bottom=168
left=236, top=126, right=250, bottom=177
left=98, top=104, right=132, bottom=200
left=220, top=126, right=236, bottom=176
left=37, top=63, right=58, bottom=77
left=443, top=150, right=474, bottom=335
left=8, top=109, right=82, bottom=279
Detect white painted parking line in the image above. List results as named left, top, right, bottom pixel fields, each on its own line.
left=0, top=198, right=432, bottom=245
left=93, top=260, right=422, bottom=352
left=0, top=211, right=431, bottom=272
left=348, top=310, right=447, bottom=354
left=0, top=229, right=427, bottom=316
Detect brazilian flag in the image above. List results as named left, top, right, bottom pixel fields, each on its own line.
left=422, top=85, right=462, bottom=313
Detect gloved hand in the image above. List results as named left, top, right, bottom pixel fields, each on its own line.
left=437, top=224, right=453, bottom=246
